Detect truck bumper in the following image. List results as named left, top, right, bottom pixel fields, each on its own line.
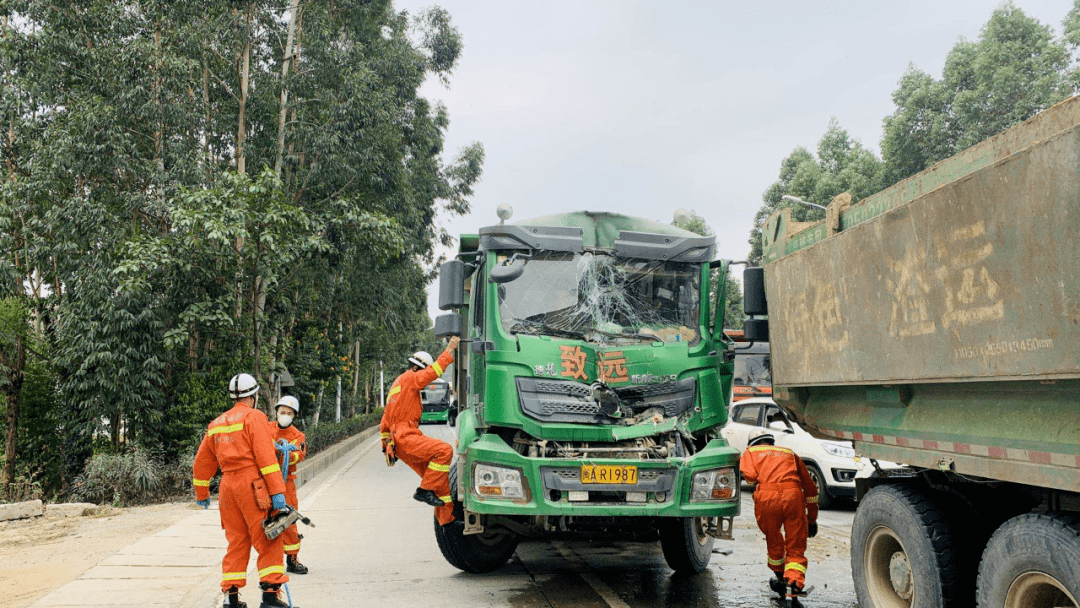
left=460, top=434, right=742, bottom=518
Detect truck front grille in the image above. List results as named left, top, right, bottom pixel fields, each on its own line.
left=516, top=377, right=696, bottom=423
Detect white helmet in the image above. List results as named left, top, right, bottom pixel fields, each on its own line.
left=748, top=429, right=775, bottom=447
left=276, top=395, right=300, bottom=415
left=228, top=373, right=259, bottom=399
left=408, top=351, right=434, bottom=369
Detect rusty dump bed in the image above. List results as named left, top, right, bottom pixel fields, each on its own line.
left=762, top=96, right=1080, bottom=492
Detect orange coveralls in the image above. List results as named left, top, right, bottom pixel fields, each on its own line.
left=271, top=422, right=307, bottom=556
left=380, top=348, right=456, bottom=524
left=739, top=444, right=819, bottom=588
left=194, top=403, right=288, bottom=592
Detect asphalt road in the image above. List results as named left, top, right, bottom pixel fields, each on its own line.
left=291, top=424, right=859, bottom=608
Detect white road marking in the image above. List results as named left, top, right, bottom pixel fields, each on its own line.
left=551, top=541, right=632, bottom=608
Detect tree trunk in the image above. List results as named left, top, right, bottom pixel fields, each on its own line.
left=236, top=5, right=252, bottom=175
left=202, top=57, right=211, bottom=171
left=274, top=0, right=301, bottom=175
left=312, top=385, right=323, bottom=429
left=2, top=330, right=25, bottom=489
left=153, top=28, right=164, bottom=176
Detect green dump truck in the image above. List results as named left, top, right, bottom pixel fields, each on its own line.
left=747, top=96, right=1080, bottom=607
left=431, top=210, right=742, bottom=574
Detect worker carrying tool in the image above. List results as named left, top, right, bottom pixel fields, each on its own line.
left=739, top=429, right=819, bottom=605
left=380, top=337, right=460, bottom=525
left=270, top=395, right=308, bottom=575
left=193, top=373, right=297, bottom=608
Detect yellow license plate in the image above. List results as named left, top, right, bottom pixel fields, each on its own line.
left=580, top=464, right=638, bottom=484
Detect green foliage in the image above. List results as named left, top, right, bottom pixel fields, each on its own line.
left=0, top=0, right=482, bottom=498
left=881, top=4, right=1071, bottom=184
left=71, top=445, right=191, bottom=506
left=749, top=122, right=883, bottom=265
left=748, top=3, right=1079, bottom=268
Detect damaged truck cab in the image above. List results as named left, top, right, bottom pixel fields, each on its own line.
left=432, top=211, right=741, bottom=574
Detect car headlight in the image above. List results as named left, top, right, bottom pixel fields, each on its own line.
left=473, top=464, right=525, bottom=499
left=822, top=443, right=856, bottom=459
left=691, top=467, right=738, bottom=502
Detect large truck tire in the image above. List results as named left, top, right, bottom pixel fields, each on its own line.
left=659, top=517, right=714, bottom=574
left=851, top=485, right=968, bottom=607
left=976, top=513, right=1080, bottom=608
left=433, top=462, right=519, bottom=574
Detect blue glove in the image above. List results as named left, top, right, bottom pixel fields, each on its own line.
left=271, top=493, right=287, bottom=510
left=196, top=498, right=210, bottom=509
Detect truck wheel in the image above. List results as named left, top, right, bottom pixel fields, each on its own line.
left=976, top=513, right=1080, bottom=608
left=851, top=485, right=966, bottom=607
left=659, top=517, right=714, bottom=574
left=433, top=463, right=519, bottom=574
left=805, top=463, right=833, bottom=510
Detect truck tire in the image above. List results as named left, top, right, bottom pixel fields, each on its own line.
left=805, top=463, right=833, bottom=510
left=976, top=513, right=1080, bottom=608
left=851, top=485, right=967, bottom=607
left=433, top=462, right=519, bottom=574
left=659, top=517, right=714, bottom=574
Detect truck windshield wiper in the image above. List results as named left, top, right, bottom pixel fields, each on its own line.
left=510, top=317, right=587, bottom=340
left=587, top=327, right=664, bottom=344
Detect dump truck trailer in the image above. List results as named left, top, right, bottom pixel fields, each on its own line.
left=746, top=96, right=1080, bottom=607
left=431, top=210, right=742, bottom=574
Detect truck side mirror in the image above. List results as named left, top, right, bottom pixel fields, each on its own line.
left=490, top=258, right=526, bottom=284
left=434, top=313, right=463, bottom=338
left=743, top=267, right=767, bottom=316
left=743, top=318, right=769, bottom=342
left=439, top=260, right=466, bottom=310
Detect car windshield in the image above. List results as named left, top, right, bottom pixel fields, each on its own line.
left=496, top=251, right=701, bottom=345
left=734, top=353, right=771, bottom=387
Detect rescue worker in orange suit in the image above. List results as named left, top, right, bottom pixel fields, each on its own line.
left=193, top=373, right=296, bottom=608
left=270, top=395, right=308, bottom=575
left=740, top=429, right=819, bottom=603
left=380, top=337, right=460, bottom=524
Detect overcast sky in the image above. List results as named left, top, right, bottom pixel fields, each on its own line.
left=395, top=0, right=1075, bottom=322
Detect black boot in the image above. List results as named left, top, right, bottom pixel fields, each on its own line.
left=286, top=555, right=309, bottom=575
left=222, top=586, right=247, bottom=608
left=769, top=575, right=787, bottom=596
left=259, top=583, right=296, bottom=608
left=413, top=487, right=444, bottom=507
left=786, top=582, right=806, bottom=608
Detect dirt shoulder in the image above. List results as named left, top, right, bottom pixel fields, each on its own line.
left=1, top=501, right=195, bottom=608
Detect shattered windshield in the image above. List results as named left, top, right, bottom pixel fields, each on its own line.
left=734, top=354, right=771, bottom=387
left=496, top=251, right=701, bottom=345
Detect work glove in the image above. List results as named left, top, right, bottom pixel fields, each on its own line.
left=271, top=493, right=287, bottom=511
left=275, top=439, right=298, bottom=453
left=807, top=521, right=818, bottom=538
left=196, top=498, right=210, bottom=509
left=383, top=439, right=397, bottom=467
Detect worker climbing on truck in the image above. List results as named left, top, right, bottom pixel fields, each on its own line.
left=270, top=395, right=308, bottom=575
left=740, top=429, right=818, bottom=605
left=380, top=337, right=460, bottom=524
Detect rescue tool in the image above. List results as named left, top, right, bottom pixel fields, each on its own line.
left=263, top=505, right=314, bottom=540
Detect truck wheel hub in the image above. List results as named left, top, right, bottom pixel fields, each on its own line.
left=889, top=551, right=913, bottom=600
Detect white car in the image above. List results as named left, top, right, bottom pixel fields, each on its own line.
left=722, top=397, right=884, bottom=509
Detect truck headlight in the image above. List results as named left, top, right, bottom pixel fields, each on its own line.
left=473, top=464, right=525, bottom=499
left=691, top=467, right=738, bottom=502
left=822, top=443, right=856, bottom=459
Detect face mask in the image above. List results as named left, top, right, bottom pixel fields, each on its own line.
left=277, top=413, right=294, bottom=427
